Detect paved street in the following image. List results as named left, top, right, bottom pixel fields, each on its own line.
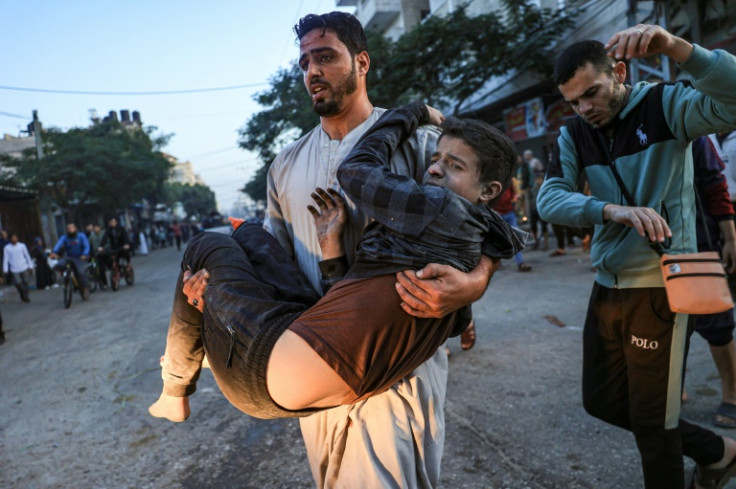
left=1, top=243, right=735, bottom=488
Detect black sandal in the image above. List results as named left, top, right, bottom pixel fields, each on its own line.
left=690, top=453, right=736, bottom=489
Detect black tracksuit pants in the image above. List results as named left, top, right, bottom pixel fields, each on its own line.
left=583, top=283, right=724, bottom=488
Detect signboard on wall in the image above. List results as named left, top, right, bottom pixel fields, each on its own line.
left=545, top=98, right=576, bottom=133
left=525, top=98, right=547, bottom=138
left=504, top=97, right=548, bottom=141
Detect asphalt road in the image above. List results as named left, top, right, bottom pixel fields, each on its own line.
left=2, top=243, right=735, bottom=488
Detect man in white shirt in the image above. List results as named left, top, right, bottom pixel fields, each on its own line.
left=2, top=233, right=33, bottom=303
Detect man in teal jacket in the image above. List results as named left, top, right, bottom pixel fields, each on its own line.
left=538, top=24, right=736, bottom=489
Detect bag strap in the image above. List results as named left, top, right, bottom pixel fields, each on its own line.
left=608, top=157, right=712, bottom=256
left=607, top=160, right=666, bottom=257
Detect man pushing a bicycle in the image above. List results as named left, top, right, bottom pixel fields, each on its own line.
left=50, top=222, right=91, bottom=300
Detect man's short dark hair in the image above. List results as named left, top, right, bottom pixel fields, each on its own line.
left=294, top=12, right=368, bottom=57
left=439, top=118, right=518, bottom=201
left=554, top=40, right=616, bottom=86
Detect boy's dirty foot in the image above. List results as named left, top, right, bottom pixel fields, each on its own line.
left=148, top=393, right=190, bottom=422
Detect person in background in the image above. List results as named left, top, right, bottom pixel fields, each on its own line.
left=137, top=227, right=149, bottom=256
left=30, top=237, right=55, bottom=290
left=493, top=186, right=532, bottom=272
left=710, top=129, right=736, bottom=201
left=2, top=232, right=33, bottom=303
left=98, top=217, right=131, bottom=283
left=686, top=135, right=736, bottom=430
left=171, top=221, right=183, bottom=251
left=87, top=224, right=104, bottom=255
left=0, top=230, right=9, bottom=282
left=528, top=171, right=549, bottom=251
left=50, top=223, right=91, bottom=300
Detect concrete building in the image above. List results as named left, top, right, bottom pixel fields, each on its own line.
left=165, top=154, right=206, bottom=187
left=338, top=0, right=736, bottom=161
left=0, top=134, right=44, bottom=247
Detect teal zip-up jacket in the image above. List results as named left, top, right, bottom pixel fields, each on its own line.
left=538, top=45, right=736, bottom=288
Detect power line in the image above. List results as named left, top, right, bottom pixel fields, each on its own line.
left=0, top=82, right=268, bottom=96
left=0, top=110, right=29, bottom=120
left=184, top=146, right=240, bottom=159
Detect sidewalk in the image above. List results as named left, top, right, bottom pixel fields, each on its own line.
left=0, top=244, right=734, bottom=488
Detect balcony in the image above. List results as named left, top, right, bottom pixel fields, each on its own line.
left=355, top=0, right=401, bottom=32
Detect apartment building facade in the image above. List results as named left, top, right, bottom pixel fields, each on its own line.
left=337, top=0, right=736, bottom=161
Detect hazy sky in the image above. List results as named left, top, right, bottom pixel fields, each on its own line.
left=1, top=0, right=350, bottom=213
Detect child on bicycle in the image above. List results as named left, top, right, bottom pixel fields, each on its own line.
left=149, top=102, right=525, bottom=421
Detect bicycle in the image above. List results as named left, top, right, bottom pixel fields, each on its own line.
left=85, top=256, right=104, bottom=292
left=62, top=261, right=87, bottom=308
left=109, top=252, right=135, bottom=291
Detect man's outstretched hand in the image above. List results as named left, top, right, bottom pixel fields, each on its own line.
left=183, top=269, right=208, bottom=312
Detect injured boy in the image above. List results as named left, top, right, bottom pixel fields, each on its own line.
left=149, top=101, right=525, bottom=421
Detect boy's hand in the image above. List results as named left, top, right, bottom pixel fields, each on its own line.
left=183, top=269, right=208, bottom=312
left=425, top=105, right=445, bottom=126
left=308, top=187, right=346, bottom=260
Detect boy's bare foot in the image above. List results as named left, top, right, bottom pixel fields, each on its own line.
left=148, top=393, right=191, bottom=422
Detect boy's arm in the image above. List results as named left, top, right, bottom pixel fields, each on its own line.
left=337, top=101, right=448, bottom=238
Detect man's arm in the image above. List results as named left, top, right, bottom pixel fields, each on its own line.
left=22, top=245, right=34, bottom=270
left=263, top=159, right=296, bottom=258
left=395, top=255, right=497, bottom=318
left=80, top=234, right=90, bottom=259
left=615, top=25, right=736, bottom=140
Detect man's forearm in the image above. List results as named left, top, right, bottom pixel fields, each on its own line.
left=719, top=218, right=736, bottom=246
left=469, top=255, right=497, bottom=301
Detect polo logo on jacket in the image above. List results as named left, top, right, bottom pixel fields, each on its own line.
left=636, top=124, right=648, bottom=146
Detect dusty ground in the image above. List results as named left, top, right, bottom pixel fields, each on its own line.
left=1, top=244, right=735, bottom=488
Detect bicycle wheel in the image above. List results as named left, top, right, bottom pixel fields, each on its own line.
left=124, top=264, right=135, bottom=286
left=111, top=265, right=120, bottom=291
left=86, top=264, right=98, bottom=292
left=63, top=272, right=73, bottom=308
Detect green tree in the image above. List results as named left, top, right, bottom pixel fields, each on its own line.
left=165, top=182, right=217, bottom=221
left=1, top=120, right=172, bottom=222
left=237, top=0, right=578, bottom=203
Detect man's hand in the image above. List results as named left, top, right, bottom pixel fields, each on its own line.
left=719, top=220, right=736, bottom=274
left=395, top=256, right=496, bottom=318
left=183, top=269, right=208, bottom=312
left=603, top=204, right=671, bottom=242
left=307, top=187, right=346, bottom=260
left=123, top=244, right=130, bottom=250
left=81, top=255, right=89, bottom=261
left=605, top=24, right=693, bottom=63
left=49, top=252, right=59, bottom=260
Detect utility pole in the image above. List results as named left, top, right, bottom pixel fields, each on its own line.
left=30, top=110, right=58, bottom=245
left=32, top=110, right=44, bottom=160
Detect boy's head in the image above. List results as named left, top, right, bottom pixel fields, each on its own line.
left=424, top=117, right=517, bottom=206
